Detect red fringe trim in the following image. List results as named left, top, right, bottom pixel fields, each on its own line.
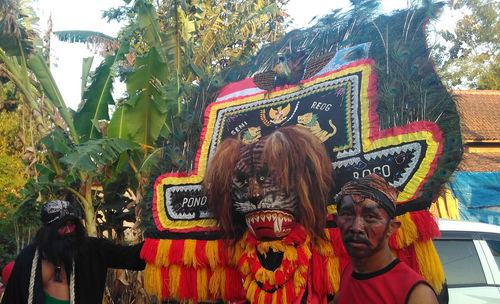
left=328, top=228, right=350, bottom=275
left=276, top=269, right=285, bottom=286
left=285, top=279, right=295, bottom=303
left=328, top=228, right=346, bottom=256
left=196, top=239, right=209, bottom=266
left=276, top=288, right=283, bottom=304
left=219, top=239, right=228, bottom=266
left=388, top=232, right=399, bottom=249
left=410, top=210, right=440, bottom=241
left=169, top=240, right=185, bottom=264
left=297, top=246, right=308, bottom=265
left=250, top=258, right=261, bottom=274
left=179, top=267, right=197, bottom=299
left=265, top=292, right=273, bottom=304
left=287, top=227, right=307, bottom=244
left=311, top=250, right=326, bottom=296
left=161, top=266, right=170, bottom=299
left=141, top=238, right=159, bottom=263
left=397, top=244, right=420, bottom=274
left=226, top=267, right=244, bottom=300
left=253, top=286, right=260, bottom=304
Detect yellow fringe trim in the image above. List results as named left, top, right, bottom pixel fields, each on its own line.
left=155, top=239, right=171, bottom=266
left=257, top=240, right=288, bottom=254
left=255, top=267, right=276, bottom=286
left=314, top=236, right=334, bottom=256
left=197, top=268, right=208, bottom=300
left=205, top=240, right=220, bottom=269
left=258, top=289, right=266, bottom=303
left=295, top=285, right=301, bottom=296
left=144, top=264, right=162, bottom=298
left=414, top=240, right=445, bottom=293
left=168, top=264, right=181, bottom=298
left=395, top=212, right=418, bottom=248
left=327, top=256, right=340, bottom=293
left=293, top=265, right=307, bottom=289
left=301, top=234, right=313, bottom=259
left=301, top=242, right=312, bottom=260
left=182, top=239, right=198, bottom=267
left=243, top=275, right=252, bottom=290
left=246, top=280, right=259, bottom=302
left=228, top=241, right=245, bottom=266
left=283, top=245, right=298, bottom=261
left=272, top=289, right=278, bottom=304
left=242, top=240, right=257, bottom=259
left=240, top=259, right=250, bottom=274
left=235, top=228, right=315, bottom=303
left=209, top=267, right=226, bottom=299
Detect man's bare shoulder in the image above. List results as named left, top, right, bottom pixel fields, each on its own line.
left=407, top=283, right=438, bottom=304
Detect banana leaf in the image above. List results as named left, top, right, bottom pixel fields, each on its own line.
left=81, top=57, right=94, bottom=101
left=60, top=138, right=140, bottom=172
left=28, top=54, right=79, bottom=144
left=119, top=46, right=174, bottom=146
left=73, top=44, right=128, bottom=141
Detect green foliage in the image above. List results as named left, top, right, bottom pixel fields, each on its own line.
left=81, top=57, right=94, bottom=98
left=0, top=153, right=25, bottom=204
left=477, top=55, right=500, bottom=89
left=28, top=54, right=79, bottom=142
left=0, top=218, right=17, bottom=267
left=106, top=0, right=289, bottom=173
left=0, top=0, right=39, bottom=57
left=73, top=45, right=128, bottom=141
left=122, top=46, right=172, bottom=145
left=60, top=138, right=140, bottom=172
left=0, top=194, right=40, bottom=260
left=435, top=0, right=500, bottom=89
left=54, top=30, right=115, bottom=43
left=0, top=110, right=28, bottom=216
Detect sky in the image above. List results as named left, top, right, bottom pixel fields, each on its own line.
left=31, top=0, right=454, bottom=110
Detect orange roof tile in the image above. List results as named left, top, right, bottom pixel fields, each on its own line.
left=453, top=90, right=500, bottom=142
left=458, top=152, right=500, bottom=172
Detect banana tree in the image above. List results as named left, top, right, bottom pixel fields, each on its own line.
left=0, top=0, right=51, bottom=134
left=0, top=0, right=145, bottom=236
left=24, top=52, right=145, bottom=236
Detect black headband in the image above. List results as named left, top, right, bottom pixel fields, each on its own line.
left=41, top=200, right=77, bottom=225
left=336, top=184, right=396, bottom=218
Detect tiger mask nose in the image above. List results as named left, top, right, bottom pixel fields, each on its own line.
left=247, top=177, right=264, bottom=205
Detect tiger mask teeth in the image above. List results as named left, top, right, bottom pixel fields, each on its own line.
left=245, top=210, right=295, bottom=240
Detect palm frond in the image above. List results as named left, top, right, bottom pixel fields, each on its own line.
left=53, top=30, right=119, bottom=55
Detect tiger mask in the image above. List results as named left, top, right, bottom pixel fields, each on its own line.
left=203, top=125, right=335, bottom=243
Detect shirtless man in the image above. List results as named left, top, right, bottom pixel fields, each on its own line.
left=1, top=200, right=145, bottom=304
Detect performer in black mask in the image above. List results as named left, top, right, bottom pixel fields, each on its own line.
left=2, top=200, right=145, bottom=304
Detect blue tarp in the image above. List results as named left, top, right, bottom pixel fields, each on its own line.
left=449, top=171, right=500, bottom=226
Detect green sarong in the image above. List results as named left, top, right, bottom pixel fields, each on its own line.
left=44, top=292, right=70, bottom=304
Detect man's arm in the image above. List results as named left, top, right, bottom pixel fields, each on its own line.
left=407, top=283, right=438, bottom=304
left=1, top=247, right=34, bottom=304
left=91, top=237, right=146, bottom=270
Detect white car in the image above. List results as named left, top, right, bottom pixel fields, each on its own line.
left=435, top=219, right=500, bottom=303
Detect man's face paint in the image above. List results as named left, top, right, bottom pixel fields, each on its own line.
left=57, top=219, right=77, bottom=235
left=230, top=141, right=297, bottom=240
left=336, top=195, right=391, bottom=259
